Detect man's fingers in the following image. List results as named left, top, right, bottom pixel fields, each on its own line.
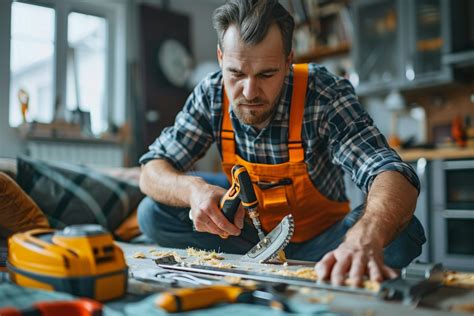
left=205, top=203, right=241, bottom=236
left=347, top=255, right=366, bottom=286
left=194, top=214, right=228, bottom=236
left=330, top=254, right=352, bottom=285
left=234, top=207, right=245, bottom=230
left=367, top=259, right=384, bottom=283
left=204, top=219, right=229, bottom=237
left=315, top=252, right=336, bottom=281
left=382, top=265, right=398, bottom=279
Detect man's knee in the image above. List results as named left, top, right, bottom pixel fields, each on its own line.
left=137, top=197, right=161, bottom=240
left=384, top=216, right=426, bottom=269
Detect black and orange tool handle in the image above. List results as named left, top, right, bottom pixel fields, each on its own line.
left=220, top=165, right=258, bottom=223
left=155, top=285, right=244, bottom=313
left=235, top=166, right=258, bottom=210
left=0, top=299, right=103, bottom=316
left=220, top=191, right=241, bottom=223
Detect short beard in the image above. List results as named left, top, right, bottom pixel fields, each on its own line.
left=233, top=105, right=274, bottom=126
left=232, top=97, right=274, bottom=126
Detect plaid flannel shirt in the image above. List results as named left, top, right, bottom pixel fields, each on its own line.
left=140, top=63, right=419, bottom=202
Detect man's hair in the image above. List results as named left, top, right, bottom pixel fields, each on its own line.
left=212, top=0, right=294, bottom=57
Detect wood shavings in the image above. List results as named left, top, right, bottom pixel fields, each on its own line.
left=344, top=278, right=380, bottom=292
left=132, top=251, right=146, bottom=259
left=149, top=250, right=182, bottom=262
left=305, top=293, right=335, bottom=304
left=223, top=276, right=242, bottom=284
left=444, top=271, right=474, bottom=289
left=206, top=259, right=233, bottom=269
left=274, top=268, right=318, bottom=280
left=186, top=247, right=224, bottom=261
left=361, top=280, right=381, bottom=292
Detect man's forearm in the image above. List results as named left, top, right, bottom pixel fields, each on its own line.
left=346, top=171, right=418, bottom=247
left=139, top=159, right=207, bottom=207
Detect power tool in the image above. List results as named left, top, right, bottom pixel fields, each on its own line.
left=7, top=224, right=128, bottom=301
left=220, top=165, right=294, bottom=262
left=220, top=164, right=265, bottom=240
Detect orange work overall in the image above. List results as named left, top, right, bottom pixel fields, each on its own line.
left=221, top=64, right=350, bottom=243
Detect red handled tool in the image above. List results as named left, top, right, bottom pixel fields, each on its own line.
left=0, top=299, right=102, bottom=316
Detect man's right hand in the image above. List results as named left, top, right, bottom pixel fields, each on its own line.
left=189, top=183, right=244, bottom=237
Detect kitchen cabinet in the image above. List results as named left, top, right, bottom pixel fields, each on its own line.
left=353, top=0, right=452, bottom=96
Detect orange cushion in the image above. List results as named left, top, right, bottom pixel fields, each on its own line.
left=113, top=209, right=141, bottom=241
left=0, top=172, right=49, bottom=238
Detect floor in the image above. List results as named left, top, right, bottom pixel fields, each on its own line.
left=119, top=242, right=473, bottom=315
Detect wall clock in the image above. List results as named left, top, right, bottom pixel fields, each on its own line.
left=157, top=39, right=193, bottom=87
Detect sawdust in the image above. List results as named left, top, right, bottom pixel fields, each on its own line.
left=184, top=247, right=232, bottom=268
left=345, top=279, right=381, bottom=292
left=186, top=247, right=224, bottom=261
left=274, top=268, right=318, bottom=280
left=444, top=271, right=474, bottom=289
left=132, top=251, right=146, bottom=259
left=148, top=250, right=183, bottom=262
left=223, top=276, right=258, bottom=288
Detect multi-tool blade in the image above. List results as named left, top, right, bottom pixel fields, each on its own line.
left=241, top=214, right=294, bottom=263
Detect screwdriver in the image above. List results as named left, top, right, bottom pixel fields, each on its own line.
left=219, top=165, right=266, bottom=240
left=155, top=284, right=291, bottom=313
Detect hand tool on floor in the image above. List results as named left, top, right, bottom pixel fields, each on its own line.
left=7, top=224, right=128, bottom=301
left=220, top=165, right=294, bottom=262
left=155, top=284, right=291, bottom=313
left=0, top=298, right=102, bottom=316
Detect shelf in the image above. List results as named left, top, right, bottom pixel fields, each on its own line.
left=294, top=42, right=351, bottom=63
left=443, top=50, right=474, bottom=67
left=397, top=147, right=474, bottom=161
left=17, top=122, right=123, bottom=144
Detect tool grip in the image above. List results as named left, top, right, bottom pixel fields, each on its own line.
left=220, top=195, right=241, bottom=223
left=156, top=285, right=243, bottom=312
left=234, top=166, right=257, bottom=208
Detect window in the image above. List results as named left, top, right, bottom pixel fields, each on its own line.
left=9, top=2, right=55, bottom=126
left=67, top=12, right=107, bottom=135
left=7, top=0, right=126, bottom=137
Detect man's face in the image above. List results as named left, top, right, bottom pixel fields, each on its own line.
left=218, top=24, right=292, bottom=128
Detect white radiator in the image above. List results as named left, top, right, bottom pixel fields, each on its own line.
left=26, top=140, right=124, bottom=167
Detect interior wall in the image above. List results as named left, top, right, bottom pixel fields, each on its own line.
left=0, top=0, right=23, bottom=158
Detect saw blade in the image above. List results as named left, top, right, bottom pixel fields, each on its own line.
left=241, top=214, right=294, bottom=263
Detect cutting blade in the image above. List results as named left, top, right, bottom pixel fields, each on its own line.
left=241, top=214, right=294, bottom=263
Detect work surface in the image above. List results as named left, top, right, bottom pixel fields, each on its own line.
left=120, top=243, right=474, bottom=316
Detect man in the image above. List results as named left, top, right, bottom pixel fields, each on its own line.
left=138, top=0, right=426, bottom=286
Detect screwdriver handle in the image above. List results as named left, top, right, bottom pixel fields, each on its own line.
left=220, top=192, right=241, bottom=223
left=156, top=285, right=244, bottom=313
left=219, top=165, right=258, bottom=239
left=235, top=166, right=258, bottom=209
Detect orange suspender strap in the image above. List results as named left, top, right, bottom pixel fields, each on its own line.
left=288, top=64, right=309, bottom=163
left=221, top=89, right=235, bottom=162
left=220, top=64, right=309, bottom=163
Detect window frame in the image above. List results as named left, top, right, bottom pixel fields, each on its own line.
left=5, top=0, right=126, bottom=135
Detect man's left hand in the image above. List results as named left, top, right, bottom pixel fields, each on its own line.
left=314, top=238, right=398, bottom=286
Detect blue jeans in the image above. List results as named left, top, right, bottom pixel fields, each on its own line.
left=137, top=173, right=426, bottom=269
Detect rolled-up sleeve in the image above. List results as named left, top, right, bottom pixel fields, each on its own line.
left=323, top=80, right=420, bottom=194
left=139, top=80, right=215, bottom=172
